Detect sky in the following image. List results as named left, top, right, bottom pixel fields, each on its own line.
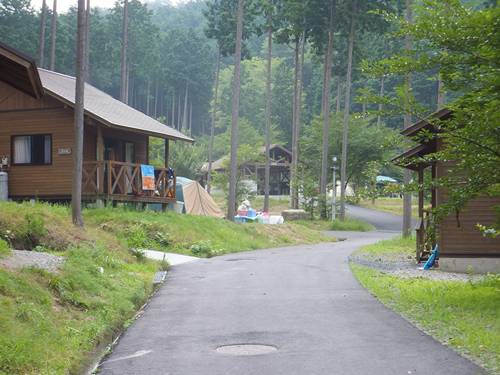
left=30, top=0, right=183, bottom=13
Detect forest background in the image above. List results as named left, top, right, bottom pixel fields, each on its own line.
left=0, top=0, right=493, bottom=194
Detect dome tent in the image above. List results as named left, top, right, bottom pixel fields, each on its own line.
left=175, top=177, right=225, bottom=218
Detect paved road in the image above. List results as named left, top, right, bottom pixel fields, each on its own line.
left=344, top=204, right=418, bottom=232
left=98, top=212, right=484, bottom=375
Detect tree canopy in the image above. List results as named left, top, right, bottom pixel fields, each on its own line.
left=359, top=0, right=500, bottom=234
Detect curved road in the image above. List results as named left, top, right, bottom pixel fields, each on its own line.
left=98, top=209, right=483, bottom=375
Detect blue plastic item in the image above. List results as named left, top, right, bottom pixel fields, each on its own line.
left=423, top=245, right=438, bottom=270
left=247, top=209, right=257, bottom=218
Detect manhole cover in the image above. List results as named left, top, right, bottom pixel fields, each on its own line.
left=216, top=344, right=277, bottom=355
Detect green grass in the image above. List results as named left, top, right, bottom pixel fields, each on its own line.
left=328, top=217, right=376, bottom=232
left=351, top=236, right=500, bottom=375
left=0, top=244, right=157, bottom=374
left=0, top=238, right=10, bottom=256
left=356, top=197, right=422, bottom=218
left=0, top=200, right=333, bottom=373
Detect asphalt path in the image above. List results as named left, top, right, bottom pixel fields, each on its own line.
left=343, top=203, right=418, bottom=232
left=97, top=210, right=484, bottom=375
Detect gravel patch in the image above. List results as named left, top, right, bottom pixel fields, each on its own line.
left=349, top=253, right=485, bottom=282
left=0, top=250, right=64, bottom=272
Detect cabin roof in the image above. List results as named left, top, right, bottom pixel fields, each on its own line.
left=203, top=144, right=292, bottom=171
left=392, top=144, right=436, bottom=171
left=0, top=41, right=44, bottom=99
left=38, top=69, right=194, bottom=143
left=401, top=108, right=453, bottom=138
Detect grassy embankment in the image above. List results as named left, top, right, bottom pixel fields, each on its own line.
left=214, top=195, right=376, bottom=232
left=0, top=201, right=333, bottom=374
left=351, top=235, right=500, bottom=375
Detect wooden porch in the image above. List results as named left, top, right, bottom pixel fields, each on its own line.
left=82, top=161, right=177, bottom=207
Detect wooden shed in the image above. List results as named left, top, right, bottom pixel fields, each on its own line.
left=393, top=108, right=500, bottom=273
left=201, top=144, right=292, bottom=195
left=0, top=42, right=194, bottom=209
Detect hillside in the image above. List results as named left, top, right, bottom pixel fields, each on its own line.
left=0, top=201, right=333, bottom=374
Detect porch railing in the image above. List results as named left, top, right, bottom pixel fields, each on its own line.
left=82, top=161, right=176, bottom=202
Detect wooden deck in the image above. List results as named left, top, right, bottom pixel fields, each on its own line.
left=82, top=161, right=177, bottom=206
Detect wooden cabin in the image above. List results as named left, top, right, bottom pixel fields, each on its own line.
left=0, top=41, right=194, bottom=209
left=393, top=108, right=500, bottom=273
left=201, top=144, right=292, bottom=195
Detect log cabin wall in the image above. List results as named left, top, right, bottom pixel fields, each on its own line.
left=0, top=107, right=75, bottom=199
left=435, top=157, right=500, bottom=272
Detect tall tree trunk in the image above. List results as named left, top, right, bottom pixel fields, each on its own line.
left=320, top=0, right=336, bottom=218
left=264, top=18, right=272, bottom=213
left=336, top=70, right=342, bottom=112
left=362, top=77, right=367, bottom=114
left=403, top=0, right=413, bottom=237
left=228, top=0, right=244, bottom=221
left=377, top=39, right=388, bottom=127
left=146, top=76, right=150, bottom=116
left=120, top=0, right=128, bottom=102
left=182, top=80, right=189, bottom=131
left=321, top=52, right=328, bottom=113
left=49, top=0, right=57, bottom=71
left=172, top=88, right=175, bottom=127
left=72, top=0, right=86, bottom=228
left=208, top=43, right=222, bottom=194
left=437, top=48, right=446, bottom=109
left=376, top=75, right=385, bottom=127
left=339, top=11, right=355, bottom=221
left=125, top=61, right=130, bottom=104
left=189, top=100, right=192, bottom=137
left=291, top=42, right=299, bottom=209
left=177, top=91, right=181, bottom=131
left=154, top=79, right=158, bottom=117
left=293, top=29, right=306, bottom=208
left=84, top=0, right=90, bottom=83
left=38, top=0, right=46, bottom=68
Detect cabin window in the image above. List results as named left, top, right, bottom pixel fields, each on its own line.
left=12, top=135, right=52, bottom=165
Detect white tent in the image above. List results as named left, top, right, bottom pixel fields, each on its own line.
left=176, top=177, right=225, bottom=218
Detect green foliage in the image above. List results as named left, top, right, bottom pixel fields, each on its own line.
left=360, top=0, right=500, bottom=232
left=211, top=144, right=264, bottom=213
left=189, top=240, right=224, bottom=258
left=0, top=238, right=10, bottom=256
left=0, top=243, right=156, bottom=374
left=301, top=111, right=401, bottom=194
left=154, top=231, right=173, bottom=247
left=328, top=217, right=375, bottom=232
left=149, top=136, right=206, bottom=180
left=20, top=214, right=47, bottom=249
left=290, top=165, right=319, bottom=219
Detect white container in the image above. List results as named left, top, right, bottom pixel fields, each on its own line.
left=0, top=172, right=7, bottom=202
left=173, top=202, right=183, bottom=214
left=269, top=215, right=284, bottom=225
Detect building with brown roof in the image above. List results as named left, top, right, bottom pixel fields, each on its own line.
left=393, top=108, right=500, bottom=273
left=201, top=144, right=292, bottom=195
left=0, top=41, right=193, bottom=208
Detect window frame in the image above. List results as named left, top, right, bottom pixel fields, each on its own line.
left=11, top=134, right=53, bottom=166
